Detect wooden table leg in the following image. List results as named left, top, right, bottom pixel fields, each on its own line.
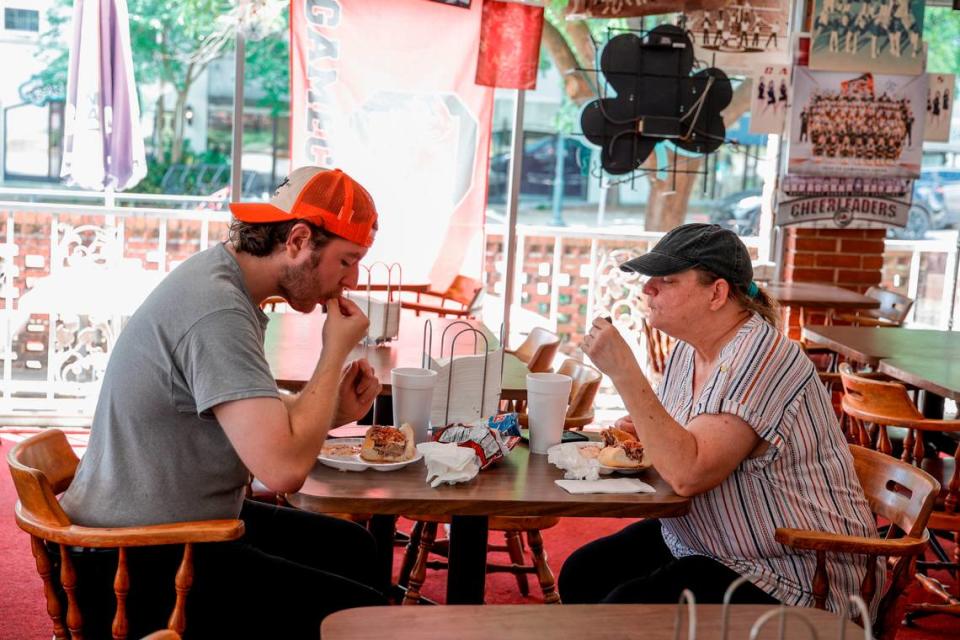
left=447, top=515, right=489, bottom=604
left=368, top=514, right=396, bottom=593
left=920, top=390, right=946, bottom=419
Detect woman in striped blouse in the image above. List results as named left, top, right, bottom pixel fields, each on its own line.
left=558, top=224, right=880, bottom=618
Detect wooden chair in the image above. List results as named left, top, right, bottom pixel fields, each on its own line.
left=259, top=296, right=287, bottom=312
left=399, top=276, right=484, bottom=319
left=517, top=358, right=602, bottom=430
left=7, top=429, right=244, bottom=639
left=837, top=365, right=960, bottom=624
left=830, top=286, right=914, bottom=327
left=507, top=327, right=561, bottom=374
left=399, top=515, right=561, bottom=605
left=774, top=445, right=939, bottom=633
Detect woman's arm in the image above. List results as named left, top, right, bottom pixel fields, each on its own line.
left=584, top=318, right=761, bottom=497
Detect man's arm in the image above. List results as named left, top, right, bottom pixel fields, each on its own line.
left=213, top=298, right=369, bottom=493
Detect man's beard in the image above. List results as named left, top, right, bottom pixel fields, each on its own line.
left=277, top=253, right=338, bottom=309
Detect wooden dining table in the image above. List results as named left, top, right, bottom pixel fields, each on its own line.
left=287, top=444, right=690, bottom=605
left=322, top=603, right=863, bottom=639
left=263, top=310, right=529, bottom=401
left=802, top=324, right=960, bottom=415
left=762, top=281, right=880, bottom=331
left=762, top=281, right=880, bottom=310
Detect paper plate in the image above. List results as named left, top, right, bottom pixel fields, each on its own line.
left=319, top=437, right=423, bottom=472
left=549, top=441, right=650, bottom=475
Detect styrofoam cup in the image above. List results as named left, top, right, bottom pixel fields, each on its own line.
left=391, top=367, right=438, bottom=443
left=526, top=373, right=572, bottom=454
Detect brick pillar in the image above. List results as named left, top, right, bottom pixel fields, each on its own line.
left=781, top=228, right=885, bottom=338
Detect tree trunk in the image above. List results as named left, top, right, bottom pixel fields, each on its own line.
left=643, top=78, right=754, bottom=231
left=153, top=91, right=165, bottom=158
left=170, top=89, right=189, bottom=165
left=541, top=20, right=595, bottom=105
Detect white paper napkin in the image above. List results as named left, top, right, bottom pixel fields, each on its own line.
left=417, top=442, right=480, bottom=487
left=555, top=478, right=656, bottom=494
left=547, top=442, right=600, bottom=481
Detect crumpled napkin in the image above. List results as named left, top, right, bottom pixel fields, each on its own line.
left=555, top=478, right=656, bottom=494
left=417, top=442, right=480, bottom=487
left=547, top=443, right=600, bottom=481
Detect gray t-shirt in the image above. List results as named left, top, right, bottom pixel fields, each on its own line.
left=61, top=244, right=280, bottom=526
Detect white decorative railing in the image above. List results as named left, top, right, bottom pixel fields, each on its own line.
left=0, top=188, right=956, bottom=421
left=0, top=198, right=231, bottom=419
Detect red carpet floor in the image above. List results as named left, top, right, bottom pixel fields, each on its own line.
left=1, top=434, right=958, bottom=639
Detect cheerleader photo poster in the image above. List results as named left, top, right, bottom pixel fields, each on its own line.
left=750, top=64, right=791, bottom=134
left=788, top=67, right=925, bottom=178
left=808, top=0, right=925, bottom=75
left=684, top=0, right=790, bottom=73
left=924, top=73, right=955, bottom=142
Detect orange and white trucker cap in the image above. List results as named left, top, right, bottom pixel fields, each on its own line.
left=229, top=167, right=378, bottom=247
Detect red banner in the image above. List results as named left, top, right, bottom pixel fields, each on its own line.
left=476, top=1, right=544, bottom=90
left=291, top=0, right=494, bottom=288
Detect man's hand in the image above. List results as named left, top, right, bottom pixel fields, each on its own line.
left=322, top=297, right=369, bottom=360
left=334, top=359, right=381, bottom=426
left=582, top=316, right=641, bottom=381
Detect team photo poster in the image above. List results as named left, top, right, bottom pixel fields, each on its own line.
left=788, top=67, right=925, bottom=178
left=809, top=0, right=925, bottom=76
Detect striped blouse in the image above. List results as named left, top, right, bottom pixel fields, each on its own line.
left=656, top=313, right=882, bottom=617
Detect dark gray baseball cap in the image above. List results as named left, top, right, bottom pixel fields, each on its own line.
left=619, top=223, right=753, bottom=288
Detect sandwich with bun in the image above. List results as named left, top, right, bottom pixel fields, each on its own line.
left=360, top=424, right=416, bottom=463
left=598, top=426, right=645, bottom=469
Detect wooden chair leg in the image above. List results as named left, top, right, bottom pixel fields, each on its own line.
left=397, top=521, right=424, bottom=589
left=504, top=531, right=530, bottom=597
left=527, top=529, right=560, bottom=604
left=402, top=522, right=438, bottom=605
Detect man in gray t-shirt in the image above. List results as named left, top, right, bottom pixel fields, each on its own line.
left=61, top=168, right=388, bottom=638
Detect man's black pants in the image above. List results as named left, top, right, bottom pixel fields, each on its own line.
left=65, top=499, right=386, bottom=639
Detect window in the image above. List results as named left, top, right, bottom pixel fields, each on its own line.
left=5, top=8, right=39, bottom=32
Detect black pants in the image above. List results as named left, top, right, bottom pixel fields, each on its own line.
left=558, top=519, right=780, bottom=605
left=66, top=499, right=386, bottom=639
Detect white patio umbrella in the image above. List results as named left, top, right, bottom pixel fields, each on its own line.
left=60, top=0, right=146, bottom=192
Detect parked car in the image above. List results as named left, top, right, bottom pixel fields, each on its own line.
left=889, top=167, right=960, bottom=239
left=709, top=189, right=763, bottom=236
left=488, top=134, right=591, bottom=201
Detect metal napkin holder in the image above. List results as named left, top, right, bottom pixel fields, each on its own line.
left=421, top=319, right=505, bottom=426
left=348, top=262, right=401, bottom=345
left=671, top=577, right=873, bottom=640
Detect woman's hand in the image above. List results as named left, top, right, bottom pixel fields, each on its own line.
left=613, top=414, right=638, bottom=437
left=581, top=317, right=641, bottom=381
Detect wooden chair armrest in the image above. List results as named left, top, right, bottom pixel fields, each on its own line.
left=15, top=505, right=244, bottom=547
left=848, top=317, right=896, bottom=327
left=905, top=419, right=960, bottom=432
left=399, top=301, right=471, bottom=317
left=775, top=527, right=928, bottom=556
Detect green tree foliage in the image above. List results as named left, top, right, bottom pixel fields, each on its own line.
left=923, top=6, right=960, bottom=75
left=31, top=0, right=289, bottom=174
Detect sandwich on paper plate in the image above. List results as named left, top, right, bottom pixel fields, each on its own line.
left=598, top=427, right=645, bottom=469
left=360, top=424, right=416, bottom=463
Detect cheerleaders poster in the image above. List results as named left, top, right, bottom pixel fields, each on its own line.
left=924, top=73, right=955, bottom=143
left=750, top=65, right=790, bottom=134
left=809, top=0, right=925, bottom=76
